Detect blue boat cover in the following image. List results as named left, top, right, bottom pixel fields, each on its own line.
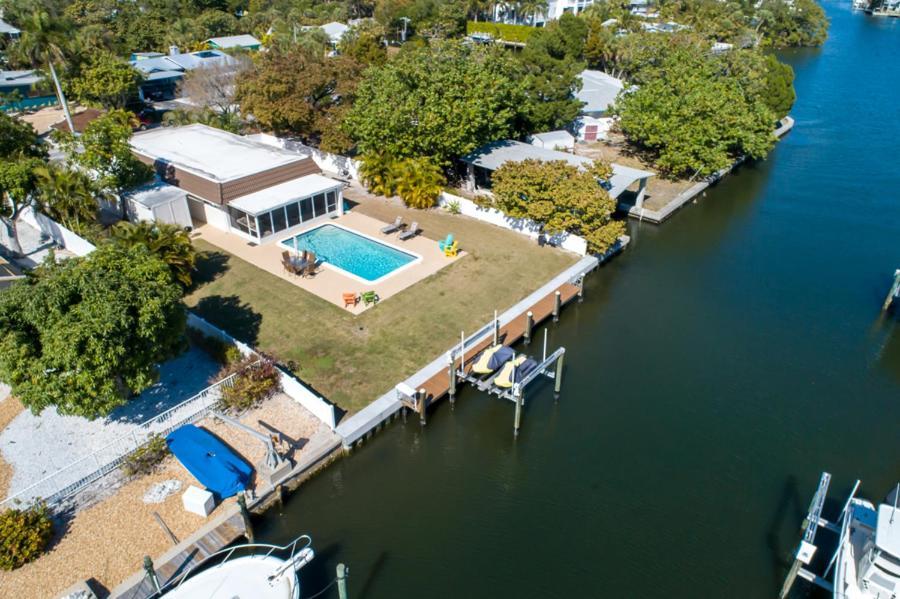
left=166, top=424, right=253, bottom=499
left=487, top=346, right=515, bottom=371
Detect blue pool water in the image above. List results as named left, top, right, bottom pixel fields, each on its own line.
left=281, top=224, right=416, bottom=282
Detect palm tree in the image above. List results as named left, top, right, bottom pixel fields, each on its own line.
left=110, top=221, right=197, bottom=288
left=394, top=157, right=445, bottom=209
left=33, top=165, right=99, bottom=230
left=517, top=0, right=546, bottom=25
left=14, top=9, right=76, bottom=134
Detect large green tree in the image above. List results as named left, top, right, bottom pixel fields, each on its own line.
left=486, top=159, right=625, bottom=255
left=344, top=40, right=525, bottom=165
left=756, top=0, right=828, bottom=48
left=0, top=158, right=44, bottom=258
left=69, top=51, right=142, bottom=109
left=110, top=221, right=197, bottom=288
left=762, top=54, right=796, bottom=119
left=0, top=243, right=186, bottom=419
left=237, top=47, right=362, bottom=153
left=615, top=46, right=776, bottom=179
left=33, top=165, right=101, bottom=232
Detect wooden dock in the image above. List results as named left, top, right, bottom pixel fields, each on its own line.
left=109, top=504, right=246, bottom=599
left=419, top=282, right=580, bottom=403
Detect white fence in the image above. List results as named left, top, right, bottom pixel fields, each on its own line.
left=0, top=373, right=238, bottom=510
left=247, top=133, right=362, bottom=180
left=19, top=205, right=96, bottom=257
left=186, top=313, right=337, bottom=430
left=437, top=192, right=589, bottom=256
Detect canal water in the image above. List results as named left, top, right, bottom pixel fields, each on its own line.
left=258, top=3, right=900, bottom=597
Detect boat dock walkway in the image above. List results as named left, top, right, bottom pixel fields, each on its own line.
left=336, top=244, right=614, bottom=448
left=108, top=505, right=246, bottom=599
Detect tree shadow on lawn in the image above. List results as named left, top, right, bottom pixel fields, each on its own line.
left=190, top=249, right=231, bottom=290
left=192, top=295, right=262, bottom=347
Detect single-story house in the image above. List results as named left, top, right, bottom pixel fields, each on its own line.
left=460, top=140, right=654, bottom=209
left=206, top=34, right=262, bottom=51
left=130, top=48, right=237, bottom=101
left=527, top=130, right=575, bottom=152
left=320, top=21, right=350, bottom=46
left=130, top=124, right=343, bottom=243
left=124, top=181, right=193, bottom=229
left=573, top=70, right=625, bottom=142
left=0, top=70, right=42, bottom=97
left=0, top=18, right=19, bottom=39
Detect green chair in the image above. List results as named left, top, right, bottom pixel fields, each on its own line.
left=361, top=291, right=379, bottom=306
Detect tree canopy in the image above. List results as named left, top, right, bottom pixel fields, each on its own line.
left=69, top=51, right=142, bottom=109
left=486, top=159, right=625, bottom=255
left=0, top=243, right=187, bottom=419
left=345, top=40, right=525, bottom=166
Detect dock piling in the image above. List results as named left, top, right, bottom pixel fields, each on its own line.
left=418, top=388, right=427, bottom=426
left=237, top=492, right=255, bottom=544
left=524, top=311, right=534, bottom=345
left=448, top=356, right=457, bottom=409
left=493, top=310, right=499, bottom=344
left=553, top=352, right=565, bottom=401
left=513, top=386, right=523, bottom=438
left=143, top=556, right=161, bottom=594
left=553, top=291, right=561, bottom=322
left=337, top=563, right=349, bottom=599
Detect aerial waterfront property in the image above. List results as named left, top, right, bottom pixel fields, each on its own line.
left=2, top=1, right=898, bottom=598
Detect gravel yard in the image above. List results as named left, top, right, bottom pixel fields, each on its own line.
left=0, top=346, right=221, bottom=503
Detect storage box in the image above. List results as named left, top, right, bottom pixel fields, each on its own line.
left=182, top=485, right=215, bottom=517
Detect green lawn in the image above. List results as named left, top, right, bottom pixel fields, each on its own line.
left=185, top=195, right=577, bottom=414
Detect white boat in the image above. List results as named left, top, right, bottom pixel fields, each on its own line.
left=780, top=473, right=900, bottom=599
left=852, top=0, right=869, bottom=11
left=158, top=535, right=315, bottom=599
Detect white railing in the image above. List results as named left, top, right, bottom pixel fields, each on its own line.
left=0, top=373, right=239, bottom=511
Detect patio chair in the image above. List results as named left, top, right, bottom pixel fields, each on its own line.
left=343, top=292, right=358, bottom=308
left=438, top=233, right=454, bottom=252
left=398, top=221, right=420, bottom=241
left=302, top=252, right=318, bottom=277
left=381, top=216, right=403, bottom=234
left=281, top=251, right=299, bottom=276
left=443, top=239, right=459, bottom=257
left=361, top=290, right=379, bottom=306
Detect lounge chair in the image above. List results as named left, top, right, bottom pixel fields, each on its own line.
left=398, top=221, right=420, bottom=241
left=343, top=292, right=358, bottom=308
left=443, top=239, right=459, bottom=257
left=494, top=355, right=527, bottom=389
left=438, top=233, right=454, bottom=252
left=381, top=217, right=403, bottom=234
left=361, top=290, right=379, bottom=306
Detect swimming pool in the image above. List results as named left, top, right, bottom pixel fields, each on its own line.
left=280, top=224, right=418, bottom=283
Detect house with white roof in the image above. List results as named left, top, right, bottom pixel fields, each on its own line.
left=460, top=140, right=654, bottom=209
left=572, top=70, right=625, bottom=142
left=0, top=17, right=20, bottom=39
left=206, top=34, right=262, bottom=51
left=129, top=125, right=344, bottom=243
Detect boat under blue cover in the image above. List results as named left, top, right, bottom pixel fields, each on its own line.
left=166, top=424, right=253, bottom=499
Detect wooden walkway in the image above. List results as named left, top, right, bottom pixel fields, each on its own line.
left=110, top=505, right=246, bottom=599
left=419, top=282, right=580, bottom=403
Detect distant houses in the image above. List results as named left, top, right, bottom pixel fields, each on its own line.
left=0, top=17, right=19, bottom=40
left=206, top=34, right=262, bottom=52
left=573, top=69, right=624, bottom=142
left=129, top=47, right=238, bottom=102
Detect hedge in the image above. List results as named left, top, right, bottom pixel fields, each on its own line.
left=466, top=21, right=536, bottom=44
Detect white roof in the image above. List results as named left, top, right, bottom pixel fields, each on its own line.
left=0, top=18, right=19, bottom=36
left=228, top=174, right=341, bottom=215
left=130, top=124, right=308, bottom=183
left=876, top=505, right=900, bottom=558
left=461, top=140, right=653, bottom=199
left=577, top=70, right=625, bottom=114
left=125, top=180, right=187, bottom=209
left=166, top=50, right=235, bottom=71
left=320, top=22, right=350, bottom=43
left=0, top=70, right=41, bottom=88
left=207, top=34, right=261, bottom=49
left=529, top=130, right=575, bottom=145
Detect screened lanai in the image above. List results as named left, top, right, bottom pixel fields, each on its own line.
left=227, top=174, right=344, bottom=241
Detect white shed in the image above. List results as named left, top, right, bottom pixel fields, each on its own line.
left=527, top=130, right=576, bottom=152
left=573, top=115, right=615, bottom=142
left=125, top=181, right=193, bottom=229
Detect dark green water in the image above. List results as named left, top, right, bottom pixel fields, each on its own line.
left=258, top=4, right=900, bottom=597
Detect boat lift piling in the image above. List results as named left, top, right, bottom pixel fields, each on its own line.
left=883, top=269, right=900, bottom=312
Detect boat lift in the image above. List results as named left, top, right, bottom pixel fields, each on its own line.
left=779, top=472, right=861, bottom=598
left=212, top=412, right=292, bottom=485
left=448, top=321, right=566, bottom=437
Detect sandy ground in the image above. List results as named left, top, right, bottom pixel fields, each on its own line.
left=0, top=388, right=24, bottom=499
left=577, top=134, right=694, bottom=211
left=0, top=393, right=334, bottom=599
left=0, top=347, right=220, bottom=503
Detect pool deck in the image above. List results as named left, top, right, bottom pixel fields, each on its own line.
left=192, top=211, right=463, bottom=313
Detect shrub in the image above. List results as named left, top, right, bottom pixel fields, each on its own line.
left=218, top=356, right=282, bottom=412
left=445, top=200, right=461, bottom=215
left=0, top=503, right=53, bottom=570
left=123, top=434, right=170, bottom=477
left=187, top=328, right=242, bottom=366
left=466, top=21, right=536, bottom=44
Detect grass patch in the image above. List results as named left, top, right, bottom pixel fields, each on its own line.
left=185, top=197, right=577, bottom=413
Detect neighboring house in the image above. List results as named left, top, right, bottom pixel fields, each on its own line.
left=206, top=34, right=262, bottom=51
left=460, top=140, right=653, bottom=208
left=527, top=130, right=576, bottom=152
left=0, top=17, right=20, bottom=40
left=572, top=70, right=624, bottom=142
left=0, top=70, right=56, bottom=112
left=494, top=0, right=596, bottom=25
left=319, top=21, right=350, bottom=47
left=129, top=48, right=237, bottom=101
left=130, top=124, right=344, bottom=243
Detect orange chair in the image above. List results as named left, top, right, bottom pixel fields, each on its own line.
left=343, top=292, right=358, bottom=308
